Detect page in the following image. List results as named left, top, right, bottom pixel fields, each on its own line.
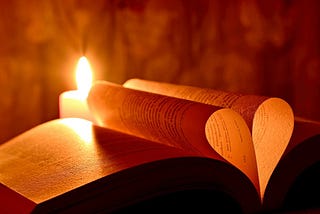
left=123, top=78, right=264, bottom=128
left=205, top=108, right=259, bottom=192
left=0, top=118, right=260, bottom=213
left=252, top=98, right=294, bottom=199
left=263, top=117, right=320, bottom=211
left=0, top=118, right=194, bottom=211
left=87, top=81, right=259, bottom=192
left=123, top=78, right=294, bottom=200
left=284, top=116, right=320, bottom=153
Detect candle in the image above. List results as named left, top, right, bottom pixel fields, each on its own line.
left=59, top=56, right=94, bottom=121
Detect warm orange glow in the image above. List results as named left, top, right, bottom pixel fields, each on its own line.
left=59, top=118, right=94, bottom=145
left=75, top=56, right=93, bottom=94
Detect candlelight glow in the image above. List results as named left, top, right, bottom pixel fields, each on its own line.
left=76, top=56, right=93, bottom=94
left=60, top=118, right=94, bottom=145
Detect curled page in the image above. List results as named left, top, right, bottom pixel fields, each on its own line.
left=205, top=108, right=259, bottom=193
left=263, top=117, right=320, bottom=210
left=124, top=78, right=294, bottom=199
left=87, top=81, right=259, bottom=192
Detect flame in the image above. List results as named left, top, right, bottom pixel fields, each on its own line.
left=75, top=56, right=93, bottom=94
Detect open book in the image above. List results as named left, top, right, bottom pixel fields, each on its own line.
left=0, top=79, right=319, bottom=213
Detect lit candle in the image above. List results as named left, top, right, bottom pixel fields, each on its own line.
left=59, top=56, right=94, bottom=121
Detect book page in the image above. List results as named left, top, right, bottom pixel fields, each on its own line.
left=87, top=81, right=259, bottom=192
left=262, top=117, right=320, bottom=211
left=124, top=78, right=294, bottom=200
left=87, top=81, right=218, bottom=157
left=0, top=118, right=195, bottom=207
left=285, top=117, right=320, bottom=153
left=252, top=98, right=294, bottom=199
left=123, top=78, right=266, bottom=129
left=205, top=108, right=259, bottom=192
left=0, top=118, right=260, bottom=214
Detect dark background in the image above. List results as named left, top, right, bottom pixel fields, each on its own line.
left=0, top=0, right=319, bottom=144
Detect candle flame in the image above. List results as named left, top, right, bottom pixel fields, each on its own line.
left=76, top=56, right=93, bottom=94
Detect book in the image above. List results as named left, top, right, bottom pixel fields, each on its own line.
left=0, top=78, right=319, bottom=213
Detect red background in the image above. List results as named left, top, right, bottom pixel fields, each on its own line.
left=0, top=0, right=319, bottom=143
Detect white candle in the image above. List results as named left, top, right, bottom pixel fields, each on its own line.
left=59, top=56, right=94, bottom=121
